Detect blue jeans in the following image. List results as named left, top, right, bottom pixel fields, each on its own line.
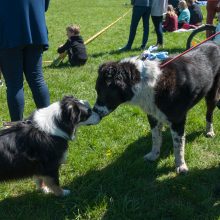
left=0, top=45, right=50, bottom=121
left=151, top=16, right=163, bottom=45
left=127, top=6, right=151, bottom=48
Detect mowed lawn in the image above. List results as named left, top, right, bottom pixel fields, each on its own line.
left=0, top=0, right=220, bottom=219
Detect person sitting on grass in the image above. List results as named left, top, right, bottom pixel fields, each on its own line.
left=187, top=0, right=203, bottom=26
left=178, top=0, right=190, bottom=28
left=163, top=5, right=178, bottom=32
left=57, top=25, right=88, bottom=66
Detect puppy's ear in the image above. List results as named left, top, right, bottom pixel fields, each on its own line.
left=68, top=102, right=80, bottom=124
left=112, top=66, right=127, bottom=89
left=61, top=96, right=80, bottom=124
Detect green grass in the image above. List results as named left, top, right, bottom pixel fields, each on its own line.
left=0, top=1, right=220, bottom=219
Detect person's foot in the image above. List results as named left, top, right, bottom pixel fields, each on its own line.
left=157, top=44, right=164, bottom=49
left=118, top=45, right=131, bottom=52
left=148, top=44, right=164, bottom=52
left=140, top=45, right=146, bottom=50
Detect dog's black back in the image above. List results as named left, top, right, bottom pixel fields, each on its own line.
left=0, top=122, right=67, bottom=181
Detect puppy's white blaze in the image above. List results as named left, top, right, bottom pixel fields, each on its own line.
left=33, top=102, right=70, bottom=140
left=129, top=59, right=168, bottom=123
left=94, top=104, right=110, bottom=117
left=80, top=111, right=101, bottom=125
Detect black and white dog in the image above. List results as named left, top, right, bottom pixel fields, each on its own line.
left=93, top=42, right=220, bottom=174
left=0, top=96, right=99, bottom=196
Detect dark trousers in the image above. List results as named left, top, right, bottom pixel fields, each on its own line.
left=69, top=56, right=87, bottom=66
left=151, top=16, right=163, bottom=45
left=206, top=0, right=219, bottom=37
left=0, top=45, right=50, bottom=121
left=127, top=6, right=151, bottom=48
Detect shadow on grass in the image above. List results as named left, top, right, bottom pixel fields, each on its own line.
left=89, top=47, right=142, bottom=59
left=44, top=61, right=72, bottom=70
left=166, top=47, right=186, bottom=55
left=0, top=130, right=219, bottom=219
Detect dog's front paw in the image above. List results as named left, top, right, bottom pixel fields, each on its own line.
left=62, top=189, right=71, bottom=196
left=144, top=151, right=159, bottom=161
left=176, top=164, right=188, bottom=174
left=206, top=131, right=215, bottom=138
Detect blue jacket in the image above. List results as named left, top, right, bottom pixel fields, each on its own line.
left=178, top=8, right=190, bottom=23
left=0, top=0, right=50, bottom=49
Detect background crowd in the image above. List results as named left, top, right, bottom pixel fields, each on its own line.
left=0, top=0, right=220, bottom=121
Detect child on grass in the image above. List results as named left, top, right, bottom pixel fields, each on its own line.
left=163, top=5, right=178, bottom=32
left=187, top=0, right=203, bottom=26
left=178, top=0, right=190, bottom=28
left=57, top=25, right=87, bottom=66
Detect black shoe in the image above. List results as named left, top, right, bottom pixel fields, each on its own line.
left=140, top=45, right=146, bottom=50
left=118, top=45, right=131, bottom=52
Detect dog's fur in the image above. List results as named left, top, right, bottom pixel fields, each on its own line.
left=93, top=42, right=220, bottom=173
left=0, top=96, right=100, bottom=196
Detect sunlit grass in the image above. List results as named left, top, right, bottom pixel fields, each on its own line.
left=0, top=2, right=219, bottom=219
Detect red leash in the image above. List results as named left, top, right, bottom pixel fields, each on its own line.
left=160, top=31, right=220, bottom=68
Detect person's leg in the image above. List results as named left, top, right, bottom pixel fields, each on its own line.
left=0, top=48, right=24, bottom=121
left=206, top=1, right=218, bottom=37
left=141, top=6, right=151, bottom=49
left=151, top=16, right=163, bottom=45
left=126, top=6, right=144, bottom=48
left=23, top=45, right=50, bottom=109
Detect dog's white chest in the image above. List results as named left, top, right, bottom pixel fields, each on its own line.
left=131, top=82, right=168, bottom=123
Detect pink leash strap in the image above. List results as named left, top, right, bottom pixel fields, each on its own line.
left=160, top=31, right=220, bottom=68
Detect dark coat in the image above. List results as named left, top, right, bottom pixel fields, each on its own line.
left=57, top=36, right=88, bottom=62
left=189, top=3, right=203, bottom=25
left=0, top=0, right=50, bottom=49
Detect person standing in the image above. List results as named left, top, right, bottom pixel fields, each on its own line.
left=206, top=0, right=220, bottom=37
left=0, top=0, right=50, bottom=121
left=151, top=0, right=168, bottom=48
left=119, top=0, right=151, bottom=51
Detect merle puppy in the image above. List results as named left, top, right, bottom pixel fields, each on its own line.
left=93, top=42, right=220, bottom=174
left=0, top=96, right=99, bottom=196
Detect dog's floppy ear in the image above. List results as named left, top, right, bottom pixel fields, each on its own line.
left=61, top=96, right=80, bottom=124
left=121, top=62, right=141, bottom=86
left=113, top=67, right=126, bottom=89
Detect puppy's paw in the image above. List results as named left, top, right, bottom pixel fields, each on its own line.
left=176, top=164, right=188, bottom=174
left=144, top=152, right=159, bottom=161
left=206, top=131, right=215, bottom=138
left=62, top=189, right=71, bottom=196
